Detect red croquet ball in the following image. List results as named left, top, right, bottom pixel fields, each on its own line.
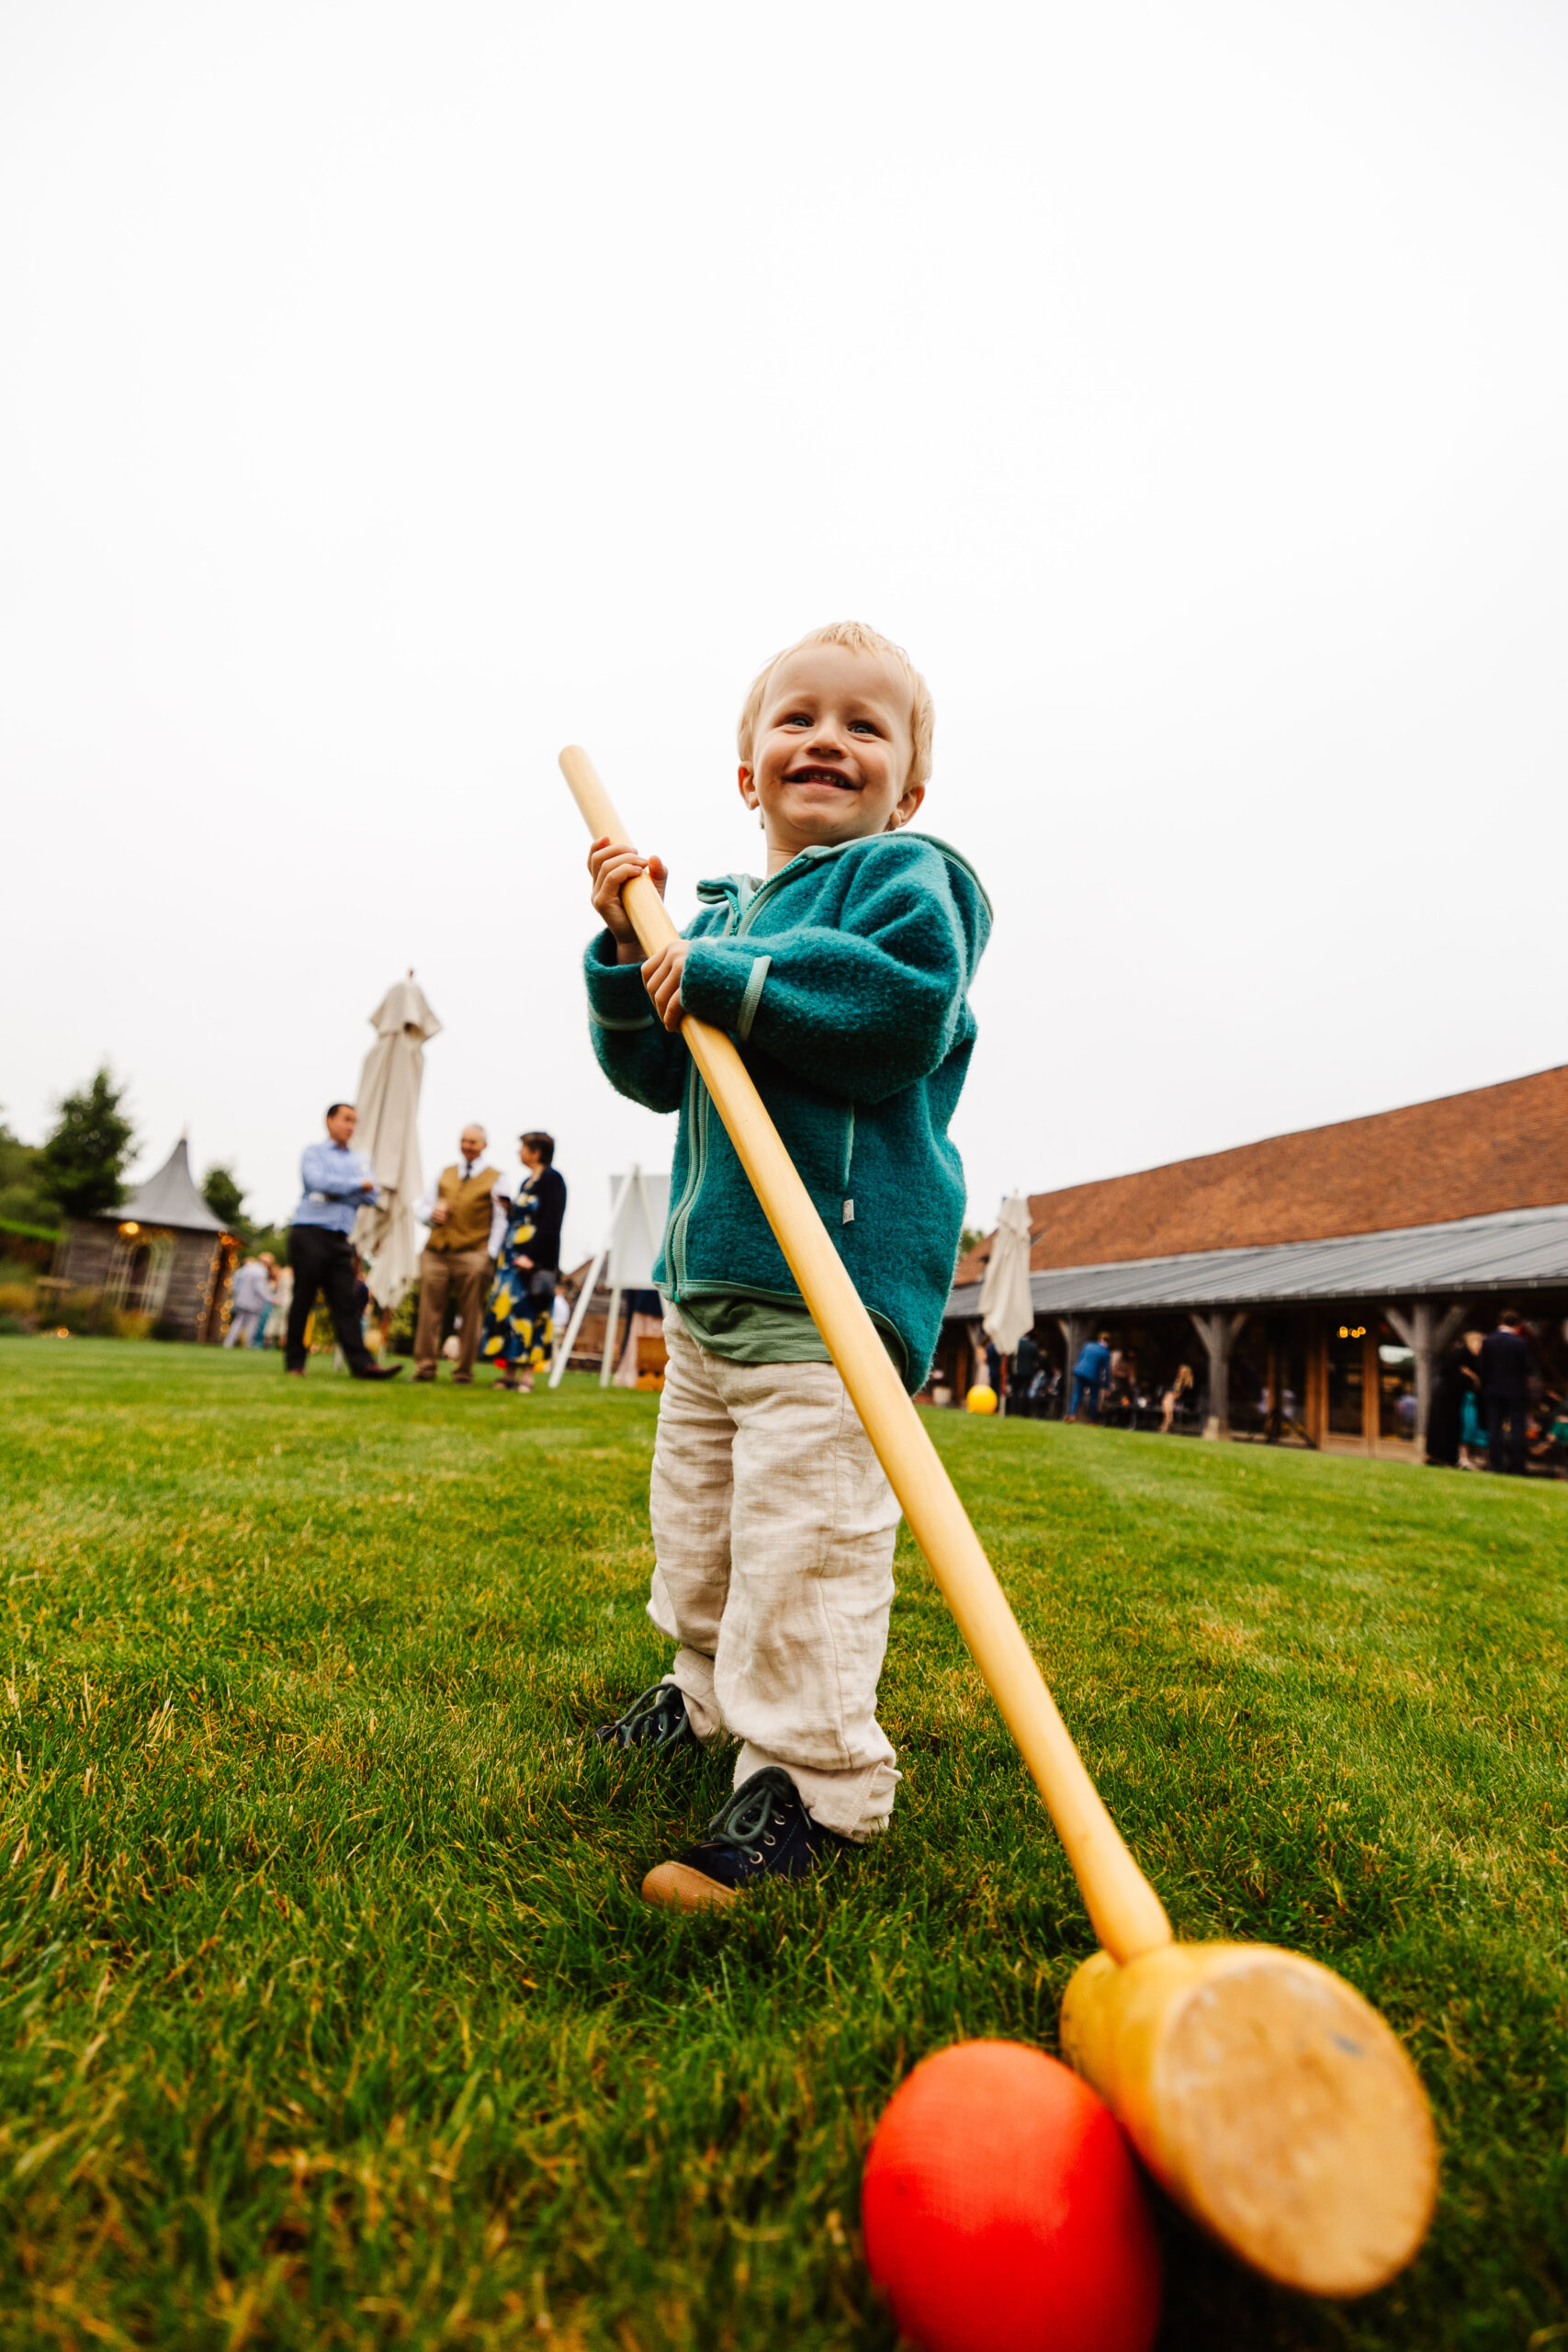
left=861, top=2041, right=1161, bottom=2352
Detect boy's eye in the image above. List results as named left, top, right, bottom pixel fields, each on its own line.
left=851, top=719, right=881, bottom=736
left=783, top=711, right=812, bottom=727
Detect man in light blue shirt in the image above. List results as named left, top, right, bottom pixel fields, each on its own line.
left=284, top=1103, right=401, bottom=1379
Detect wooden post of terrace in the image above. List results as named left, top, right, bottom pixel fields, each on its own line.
left=1303, top=1319, right=1329, bottom=1449
left=1384, top=1299, right=1467, bottom=1455
left=1361, top=1328, right=1381, bottom=1454
left=1192, top=1309, right=1247, bottom=1440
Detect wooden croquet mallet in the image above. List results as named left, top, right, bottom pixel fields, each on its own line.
left=562, top=745, right=1438, bottom=2299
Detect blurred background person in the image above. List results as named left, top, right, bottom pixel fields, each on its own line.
left=225, top=1250, right=276, bottom=1348
left=1160, top=1362, right=1194, bottom=1434
left=252, top=1252, right=281, bottom=1347
left=481, top=1132, right=566, bottom=1395
left=1012, top=1328, right=1043, bottom=1415
left=261, top=1261, right=292, bottom=1348
left=1426, top=1329, right=1481, bottom=1468
left=1459, top=1332, right=1489, bottom=1468
left=285, top=1103, right=401, bottom=1380
left=1069, top=1330, right=1111, bottom=1422
left=1480, top=1309, right=1531, bottom=1474
left=412, top=1123, right=502, bottom=1385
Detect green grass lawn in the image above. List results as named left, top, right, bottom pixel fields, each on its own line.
left=0, top=1338, right=1563, bottom=2350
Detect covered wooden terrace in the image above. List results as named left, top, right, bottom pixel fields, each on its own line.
left=940, top=1202, right=1568, bottom=1455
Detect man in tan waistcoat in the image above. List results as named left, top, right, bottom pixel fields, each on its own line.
left=412, top=1125, right=502, bottom=1384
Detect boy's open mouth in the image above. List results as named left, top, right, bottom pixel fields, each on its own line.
left=785, top=766, right=857, bottom=791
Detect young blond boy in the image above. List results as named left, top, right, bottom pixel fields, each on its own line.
left=584, top=622, right=991, bottom=1907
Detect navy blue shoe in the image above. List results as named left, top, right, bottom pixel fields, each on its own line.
left=641, top=1767, right=854, bottom=1911
left=592, top=1682, right=700, bottom=1754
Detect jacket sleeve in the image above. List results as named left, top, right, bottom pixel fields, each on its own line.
left=583, top=932, right=689, bottom=1114
left=677, top=842, right=968, bottom=1102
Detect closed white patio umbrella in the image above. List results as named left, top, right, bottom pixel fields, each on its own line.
left=979, top=1192, right=1034, bottom=1411
left=352, top=973, right=442, bottom=1311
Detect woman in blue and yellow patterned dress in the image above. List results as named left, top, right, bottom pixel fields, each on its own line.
left=480, top=1133, right=567, bottom=1392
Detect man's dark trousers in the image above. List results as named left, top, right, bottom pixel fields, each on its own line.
left=1480, top=1326, right=1531, bottom=1473
left=286, top=1226, right=376, bottom=1374
left=1486, top=1396, right=1529, bottom=1475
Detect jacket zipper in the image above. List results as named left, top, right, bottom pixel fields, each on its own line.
left=671, top=861, right=860, bottom=1283
left=733, top=861, right=858, bottom=1238
left=732, top=859, right=802, bottom=939
left=667, top=1057, right=706, bottom=1295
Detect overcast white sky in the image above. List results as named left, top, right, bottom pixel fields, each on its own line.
left=4, top=0, right=1566, bottom=1269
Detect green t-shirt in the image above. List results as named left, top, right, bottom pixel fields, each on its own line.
left=664, top=1288, right=904, bottom=1374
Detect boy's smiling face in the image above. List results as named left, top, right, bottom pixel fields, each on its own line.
left=740, top=642, right=925, bottom=874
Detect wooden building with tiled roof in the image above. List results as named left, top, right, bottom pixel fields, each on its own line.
left=942, top=1065, right=1568, bottom=1455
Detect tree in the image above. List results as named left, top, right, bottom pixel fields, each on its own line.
left=0, top=1114, right=60, bottom=1234
left=39, top=1069, right=135, bottom=1220
left=959, top=1226, right=986, bottom=1259
left=201, top=1163, right=247, bottom=1235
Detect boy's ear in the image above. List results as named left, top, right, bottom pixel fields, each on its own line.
left=738, top=764, right=760, bottom=811
left=889, top=781, right=926, bottom=830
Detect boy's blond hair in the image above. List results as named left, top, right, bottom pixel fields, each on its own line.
left=737, top=621, right=934, bottom=796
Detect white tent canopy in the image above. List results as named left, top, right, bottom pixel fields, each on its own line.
left=352, top=974, right=441, bottom=1311
left=549, top=1168, right=671, bottom=1389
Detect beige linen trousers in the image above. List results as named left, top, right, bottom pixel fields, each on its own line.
left=648, top=1309, right=902, bottom=1839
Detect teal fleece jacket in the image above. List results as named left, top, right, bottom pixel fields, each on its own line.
left=583, top=831, right=992, bottom=1392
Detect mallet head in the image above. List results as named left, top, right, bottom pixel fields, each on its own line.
left=1060, top=1941, right=1438, bottom=2299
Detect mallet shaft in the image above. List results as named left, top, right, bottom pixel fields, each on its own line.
left=563, top=745, right=1171, bottom=1963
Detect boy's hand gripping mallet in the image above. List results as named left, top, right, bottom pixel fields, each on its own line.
left=562, top=746, right=1438, bottom=2301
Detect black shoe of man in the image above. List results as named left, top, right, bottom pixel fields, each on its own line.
left=352, top=1364, right=402, bottom=1381
left=592, top=1681, right=700, bottom=1755
left=641, top=1766, right=854, bottom=1912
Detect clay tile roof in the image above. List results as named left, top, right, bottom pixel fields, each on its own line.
left=955, top=1064, right=1568, bottom=1285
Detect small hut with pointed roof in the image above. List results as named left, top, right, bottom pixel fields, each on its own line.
left=55, top=1138, right=236, bottom=1340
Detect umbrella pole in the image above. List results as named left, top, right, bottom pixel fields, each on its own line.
left=600, top=1284, right=623, bottom=1388
left=549, top=1170, right=633, bottom=1390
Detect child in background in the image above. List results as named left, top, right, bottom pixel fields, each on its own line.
left=583, top=621, right=991, bottom=1907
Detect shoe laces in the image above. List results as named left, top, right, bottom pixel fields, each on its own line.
left=609, top=1683, right=686, bottom=1745
left=702, top=1768, right=801, bottom=1854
